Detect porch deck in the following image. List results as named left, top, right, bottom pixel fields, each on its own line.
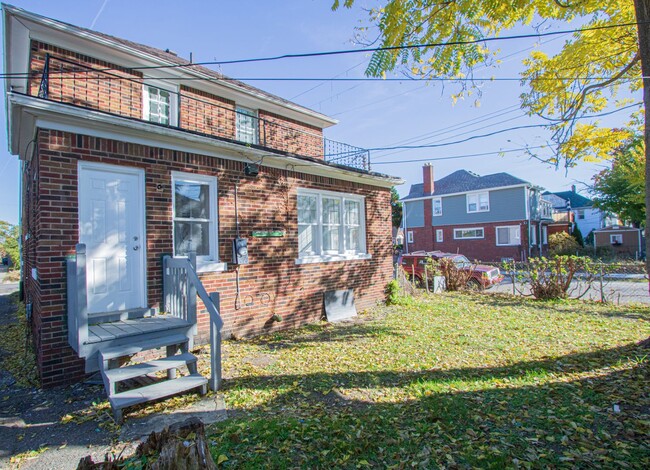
left=87, top=316, right=191, bottom=344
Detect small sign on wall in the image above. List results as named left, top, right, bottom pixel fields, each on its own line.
left=251, top=230, right=285, bottom=238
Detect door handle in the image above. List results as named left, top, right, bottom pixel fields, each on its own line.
left=133, top=245, right=140, bottom=251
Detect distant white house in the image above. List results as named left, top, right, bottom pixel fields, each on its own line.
left=543, top=186, right=619, bottom=238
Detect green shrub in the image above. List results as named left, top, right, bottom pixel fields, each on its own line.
left=526, top=256, right=596, bottom=300
left=548, top=231, right=580, bottom=256
left=430, top=257, right=474, bottom=291
left=384, top=280, right=400, bottom=305
left=572, top=225, right=585, bottom=247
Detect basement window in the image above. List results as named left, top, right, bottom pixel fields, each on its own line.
left=296, top=188, right=369, bottom=264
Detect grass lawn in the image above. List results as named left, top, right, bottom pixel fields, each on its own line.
left=206, top=293, right=650, bottom=469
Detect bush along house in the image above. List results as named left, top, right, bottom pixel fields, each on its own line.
left=401, top=164, right=552, bottom=262
left=2, top=4, right=402, bottom=414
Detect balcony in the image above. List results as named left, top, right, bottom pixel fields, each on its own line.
left=31, top=54, right=371, bottom=171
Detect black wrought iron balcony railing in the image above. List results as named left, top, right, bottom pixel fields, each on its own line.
left=32, top=54, right=371, bottom=171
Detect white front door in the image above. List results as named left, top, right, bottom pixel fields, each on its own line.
left=79, top=163, right=146, bottom=314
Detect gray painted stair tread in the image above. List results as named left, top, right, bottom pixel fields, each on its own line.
left=87, top=316, right=191, bottom=344
left=99, top=333, right=189, bottom=361
left=109, top=374, right=208, bottom=410
left=104, top=353, right=197, bottom=384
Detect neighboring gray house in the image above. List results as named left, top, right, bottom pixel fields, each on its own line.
left=401, top=165, right=553, bottom=262
left=543, top=186, right=619, bottom=238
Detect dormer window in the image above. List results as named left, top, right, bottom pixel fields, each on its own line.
left=236, top=107, right=259, bottom=144
left=143, top=84, right=177, bottom=126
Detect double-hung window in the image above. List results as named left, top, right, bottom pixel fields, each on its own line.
left=172, top=172, right=219, bottom=268
left=496, top=225, right=521, bottom=246
left=467, top=191, right=489, bottom=213
left=143, top=84, right=177, bottom=126
left=432, top=197, right=442, bottom=216
left=236, top=106, right=259, bottom=144
left=297, top=189, right=367, bottom=263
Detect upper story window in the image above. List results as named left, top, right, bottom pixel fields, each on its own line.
left=577, top=209, right=585, bottom=220
left=236, top=107, right=259, bottom=144
left=432, top=197, right=442, bottom=216
left=143, top=84, right=177, bottom=126
left=172, top=172, right=218, bottom=264
left=496, top=225, right=521, bottom=246
left=297, top=189, right=366, bottom=262
left=467, top=191, right=489, bottom=213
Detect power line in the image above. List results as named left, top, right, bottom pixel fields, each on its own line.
left=126, top=21, right=643, bottom=70
left=372, top=145, right=549, bottom=164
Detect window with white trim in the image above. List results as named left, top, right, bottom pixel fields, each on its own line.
left=143, top=85, right=177, bottom=125
left=610, top=234, right=623, bottom=245
left=542, top=226, right=548, bottom=244
left=297, top=189, right=366, bottom=259
left=577, top=209, right=585, bottom=220
left=453, top=227, right=484, bottom=239
left=466, top=191, right=489, bottom=213
left=407, top=231, right=414, bottom=243
left=496, top=225, right=521, bottom=246
left=236, top=107, right=259, bottom=144
left=530, top=226, right=537, bottom=245
left=432, top=197, right=442, bottom=216
left=172, top=172, right=218, bottom=262
left=436, top=229, right=443, bottom=242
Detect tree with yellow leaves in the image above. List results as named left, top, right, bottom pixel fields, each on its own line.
left=334, top=0, right=650, bottom=285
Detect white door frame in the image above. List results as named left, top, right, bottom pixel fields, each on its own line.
left=78, top=161, right=147, bottom=311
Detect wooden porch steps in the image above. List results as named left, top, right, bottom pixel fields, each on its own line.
left=98, top=332, right=207, bottom=423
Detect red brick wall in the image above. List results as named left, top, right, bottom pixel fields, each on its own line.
left=258, top=110, right=323, bottom=158
left=26, top=129, right=392, bottom=386
left=408, top=221, right=530, bottom=262
left=28, top=41, right=325, bottom=159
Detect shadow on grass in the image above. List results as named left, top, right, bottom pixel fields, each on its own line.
left=207, top=339, right=650, bottom=468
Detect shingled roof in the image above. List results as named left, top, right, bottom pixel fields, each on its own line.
left=542, top=190, right=593, bottom=209
left=402, top=170, right=531, bottom=201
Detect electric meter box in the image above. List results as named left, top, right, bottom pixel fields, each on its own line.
left=232, top=238, right=249, bottom=265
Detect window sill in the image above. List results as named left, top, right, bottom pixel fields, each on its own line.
left=295, top=253, right=372, bottom=265
left=197, top=261, right=228, bottom=273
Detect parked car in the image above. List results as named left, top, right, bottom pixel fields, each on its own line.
left=399, top=250, right=503, bottom=290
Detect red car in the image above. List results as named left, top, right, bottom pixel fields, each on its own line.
left=399, top=251, right=503, bottom=290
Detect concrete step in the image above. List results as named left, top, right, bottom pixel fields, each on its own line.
left=109, top=374, right=208, bottom=413
left=99, top=333, right=189, bottom=362
left=103, top=352, right=198, bottom=385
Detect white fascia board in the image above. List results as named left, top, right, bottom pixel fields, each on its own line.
left=399, top=184, right=529, bottom=202
left=2, top=4, right=338, bottom=129
left=8, top=93, right=401, bottom=188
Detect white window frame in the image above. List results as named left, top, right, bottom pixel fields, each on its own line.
left=171, top=172, right=225, bottom=272
left=296, top=188, right=369, bottom=264
left=530, top=226, right=537, bottom=245
left=496, top=225, right=521, bottom=246
left=236, top=106, right=259, bottom=144
left=143, top=81, right=178, bottom=126
left=432, top=197, right=442, bottom=217
left=610, top=234, right=623, bottom=245
left=466, top=191, right=490, bottom=213
left=453, top=227, right=485, bottom=239
left=542, top=226, right=548, bottom=244
left=407, top=231, right=414, bottom=243
left=436, top=229, right=443, bottom=242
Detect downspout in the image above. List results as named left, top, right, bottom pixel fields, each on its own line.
left=402, top=202, right=409, bottom=254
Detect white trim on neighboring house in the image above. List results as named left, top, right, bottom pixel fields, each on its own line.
left=436, top=229, right=443, bottom=243
left=407, top=230, right=414, bottom=244
left=466, top=191, right=490, bottom=213
left=399, top=184, right=528, bottom=203
left=432, top=197, right=442, bottom=216
left=8, top=93, right=402, bottom=188
left=610, top=234, right=623, bottom=245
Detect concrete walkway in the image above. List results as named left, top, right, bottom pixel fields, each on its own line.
left=0, top=272, right=227, bottom=469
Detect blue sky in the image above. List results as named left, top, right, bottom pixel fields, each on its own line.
left=0, top=0, right=638, bottom=225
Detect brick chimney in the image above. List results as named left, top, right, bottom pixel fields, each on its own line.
left=423, top=164, right=434, bottom=195
left=571, top=184, right=576, bottom=193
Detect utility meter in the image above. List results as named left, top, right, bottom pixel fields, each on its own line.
left=232, top=238, right=249, bottom=265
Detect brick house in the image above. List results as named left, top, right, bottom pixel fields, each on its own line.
left=2, top=3, right=401, bottom=395
left=401, top=165, right=552, bottom=262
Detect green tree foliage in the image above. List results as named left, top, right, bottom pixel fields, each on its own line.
left=549, top=231, right=580, bottom=256
left=390, top=186, right=403, bottom=228
left=0, top=221, right=20, bottom=270
left=572, top=225, right=585, bottom=247
left=591, top=136, right=646, bottom=227
left=333, top=0, right=650, bottom=281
